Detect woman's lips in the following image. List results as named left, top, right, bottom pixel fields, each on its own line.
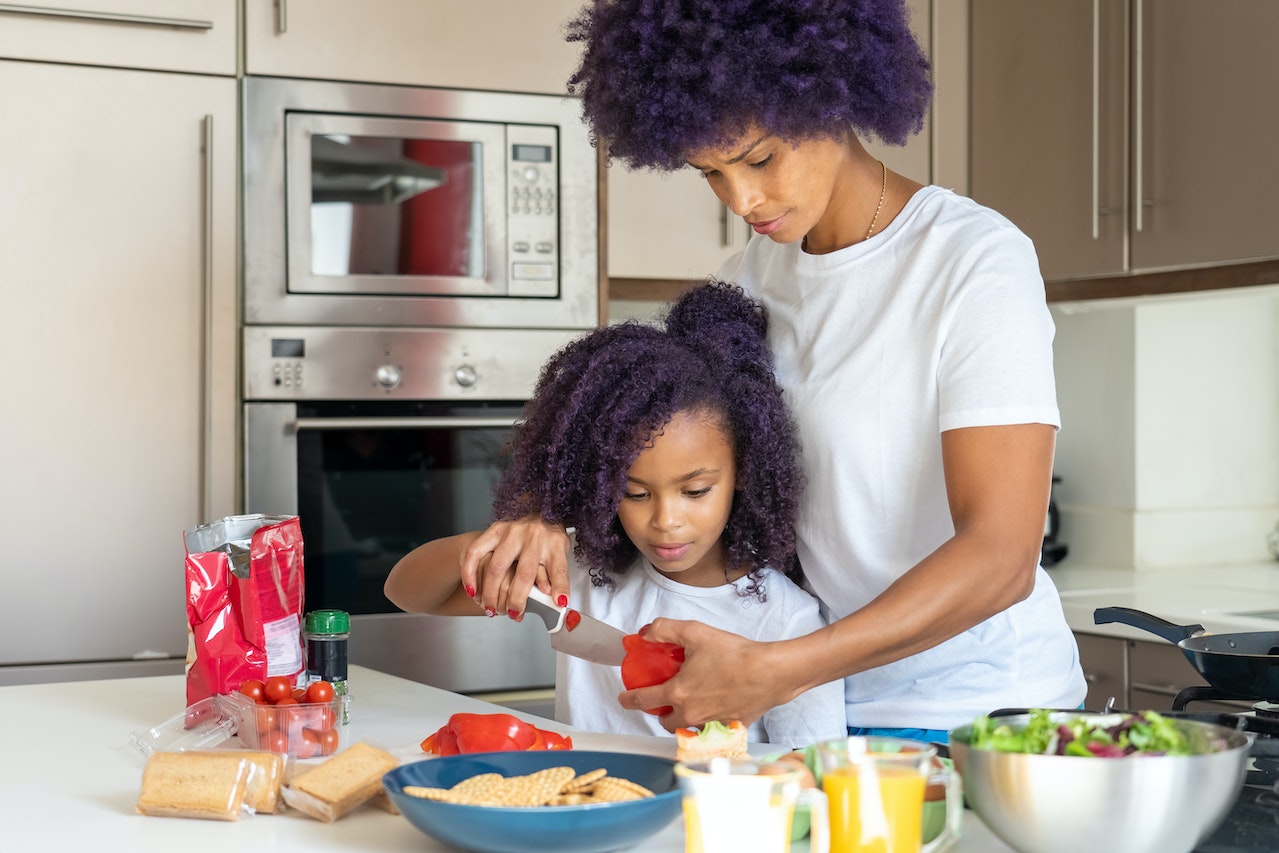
left=749, top=214, right=785, bottom=236
left=652, top=543, right=690, bottom=561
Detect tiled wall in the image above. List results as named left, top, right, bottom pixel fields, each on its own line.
left=1051, top=284, right=1279, bottom=568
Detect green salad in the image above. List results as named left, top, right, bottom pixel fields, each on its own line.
left=967, top=709, right=1192, bottom=757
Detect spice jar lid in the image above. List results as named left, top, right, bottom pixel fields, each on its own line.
left=305, top=609, right=350, bottom=634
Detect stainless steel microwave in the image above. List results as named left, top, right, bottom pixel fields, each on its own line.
left=242, top=76, right=599, bottom=330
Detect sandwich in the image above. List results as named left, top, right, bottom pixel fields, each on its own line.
left=281, top=741, right=400, bottom=821
left=675, top=720, right=749, bottom=762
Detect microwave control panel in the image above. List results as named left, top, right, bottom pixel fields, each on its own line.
left=507, top=125, right=559, bottom=298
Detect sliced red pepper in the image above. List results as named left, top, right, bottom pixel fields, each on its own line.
left=420, top=712, right=574, bottom=755
left=620, top=633, right=685, bottom=716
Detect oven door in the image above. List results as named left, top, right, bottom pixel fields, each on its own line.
left=244, top=400, right=556, bottom=694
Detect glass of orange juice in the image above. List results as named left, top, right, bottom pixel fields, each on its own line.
left=816, top=737, right=961, bottom=853
left=676, top=758, right=829, bottom=853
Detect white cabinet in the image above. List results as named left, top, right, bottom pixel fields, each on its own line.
left=969, top=0, right=1279, bottom=281
left=0, top=60, right=237, bottom=670
left=243, top=0, right=585, bottom=95
left=0, top=1, right=236, bottom=74
left=606, top=0, right=933, bottom=284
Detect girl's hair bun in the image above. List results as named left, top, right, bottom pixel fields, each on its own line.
left=663, top=279, right=772, bottom=374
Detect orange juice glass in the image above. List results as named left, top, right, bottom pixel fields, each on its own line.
left=676, top=758, right=829, bottom=853
left=817, top=737, right=961, bottom=853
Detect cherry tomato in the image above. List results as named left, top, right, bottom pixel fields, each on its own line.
left=238, top=679, right=266, bottom=703
left=274, top=696, right=299, bottom=706
left=317, top=726, right=340, bottom=756
left=263, top=730, right=289, bottom=754
left=291, top=687, right=307, bottom=701
left=620, top=634, right=685, bottom=716
left=304, top=680, right=335, bottom=704
left=264, top=675, right=293, bottom=704
left=297, top=727, right=322, bottom=759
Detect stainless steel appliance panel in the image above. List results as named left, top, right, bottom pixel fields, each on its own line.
left=242, top=75, right=598, bottom=329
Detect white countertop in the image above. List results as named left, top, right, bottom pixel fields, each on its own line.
left=0, top=665, right=1017, bottom=853
left=1049, top=560, right=1279, bottom=640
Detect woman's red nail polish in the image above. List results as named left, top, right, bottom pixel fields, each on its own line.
left=484, top=608, right=495, bottom=618
left=557, top=594, right=568, bottom=608
left=508, top=609, right=520, bottom=620
left=465, top=584, right=476, bottom=598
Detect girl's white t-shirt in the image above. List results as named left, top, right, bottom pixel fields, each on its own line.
left=555, top=545, right=848, bottom=748
left=719, top=185, right=1087, bottom=730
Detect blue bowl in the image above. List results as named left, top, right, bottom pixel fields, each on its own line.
left=383, top=750, right=683, bottom=853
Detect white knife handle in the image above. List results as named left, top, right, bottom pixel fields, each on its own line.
left=526, top=587, right=567, bottom=633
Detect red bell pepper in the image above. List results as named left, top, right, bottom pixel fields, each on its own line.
left=420, top=712, right=574, bottom=755
left=620, top=633, right=686, bottom=716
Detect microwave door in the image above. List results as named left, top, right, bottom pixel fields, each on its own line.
left=310, top=136, right=447, bottom=205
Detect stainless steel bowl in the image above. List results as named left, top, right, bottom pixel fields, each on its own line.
left=950, top=712, right=1252, bottom=853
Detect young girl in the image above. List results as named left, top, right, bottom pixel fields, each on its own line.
left=384, top=281, right=846, bottom=747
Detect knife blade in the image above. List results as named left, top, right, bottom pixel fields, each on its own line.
left=524, top=587, right=627, bottom=666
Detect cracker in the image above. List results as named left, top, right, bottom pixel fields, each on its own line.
left=589, top=776, right=654, bottom=802
left=560, top=767, right=607, bottom=793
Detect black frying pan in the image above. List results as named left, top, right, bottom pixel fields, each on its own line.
left=1094, top=606, right=1279, bottom=702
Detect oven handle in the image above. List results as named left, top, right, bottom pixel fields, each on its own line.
left=292, top=416, right=519, bottom=431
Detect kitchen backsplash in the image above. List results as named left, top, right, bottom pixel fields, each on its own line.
left=1051, top=282, right=1279, bottom=569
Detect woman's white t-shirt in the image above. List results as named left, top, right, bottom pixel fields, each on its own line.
left=555, top=544, right=848, bottom=748
left=719, top=185, right=1087, bottom=730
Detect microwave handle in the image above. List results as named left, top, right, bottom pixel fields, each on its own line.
left=292, top=416, right=518, bottom=431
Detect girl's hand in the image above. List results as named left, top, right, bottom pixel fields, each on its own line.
left=618, top=619, right=794, bottom=731
left=461, top=515, right=571, bottom=618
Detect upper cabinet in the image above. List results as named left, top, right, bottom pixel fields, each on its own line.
left=243, top=0, right=586, bottom=95
left=607, top=0, right=933, bottom=284
left=0, top=1, right=236, bottom=75
left=968, top=0, right=1279, bottom=282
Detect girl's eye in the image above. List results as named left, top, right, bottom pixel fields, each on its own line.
left=623, top=491, right=648, bottom=501
left=685, top=487, right=712, bottom=498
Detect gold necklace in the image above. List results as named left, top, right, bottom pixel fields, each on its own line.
left=801, top=160, right=888, bottom=252
left=865, top=159, right=887, bottom=240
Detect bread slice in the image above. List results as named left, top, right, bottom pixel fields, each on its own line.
left=282, top=742, right=400, bottom=822
left=218, top=750, right=286, bottom=814
left=136, top=751, right=253, bottom=821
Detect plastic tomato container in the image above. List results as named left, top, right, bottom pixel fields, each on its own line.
left=219, top=691, right=350, bottom=759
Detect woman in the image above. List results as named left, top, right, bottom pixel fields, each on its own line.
left=461, top=0, right=1086, bottom=741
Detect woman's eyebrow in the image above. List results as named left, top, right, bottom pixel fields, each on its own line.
left=687, top=135, right=768, bottom=168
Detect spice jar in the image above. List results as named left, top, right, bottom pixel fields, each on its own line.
left=304, top=609, right=350, bottom=722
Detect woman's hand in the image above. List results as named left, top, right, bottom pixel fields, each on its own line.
left=461, top=515, right=571, bottom=618
left=617, top=619, right=802, bottom=731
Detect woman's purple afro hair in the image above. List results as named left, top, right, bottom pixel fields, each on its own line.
left=493, top=281, right=804, bottom=592
left=566, top=0, right=933, bottom=170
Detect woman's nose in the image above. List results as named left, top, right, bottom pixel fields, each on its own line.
left=718, top=175, right=762, bottom=218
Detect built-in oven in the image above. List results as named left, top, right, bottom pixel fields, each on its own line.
left=243, top=327, right=580, bottom=705
left=240, top=76, right=599, bottom=714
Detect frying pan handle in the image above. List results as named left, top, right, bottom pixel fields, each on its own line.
left=1093, top=607, right=1205, bottom=643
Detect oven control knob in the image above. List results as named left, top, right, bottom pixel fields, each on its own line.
left=375, top=364, right=402, bottom=390
left=454, top=364, right=478, bottom=388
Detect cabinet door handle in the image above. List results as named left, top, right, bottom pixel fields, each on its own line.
left=1134, top=0, right=1146, bottom=233
left=200, top=115, right=214, bottom=523
left=1091, top=0, right=1101, bottom=240
left=274, top=0, right=287, bottom=35
left=0, top=3, right=212, bottom=29
left=719, top=203, right=743, bottom=250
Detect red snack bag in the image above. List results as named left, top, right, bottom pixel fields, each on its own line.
left=184, top=514, right=306, bottom=707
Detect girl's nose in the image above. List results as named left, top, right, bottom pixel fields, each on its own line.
left=650, top=496, right=682, bottom=531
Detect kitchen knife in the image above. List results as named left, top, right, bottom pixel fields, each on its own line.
left=524, top=588, right=627, bottom=666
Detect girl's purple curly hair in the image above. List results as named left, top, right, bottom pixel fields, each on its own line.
left=566, top=0, right=932, bottom=171
left=493, top=281, right=804, bottom=595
